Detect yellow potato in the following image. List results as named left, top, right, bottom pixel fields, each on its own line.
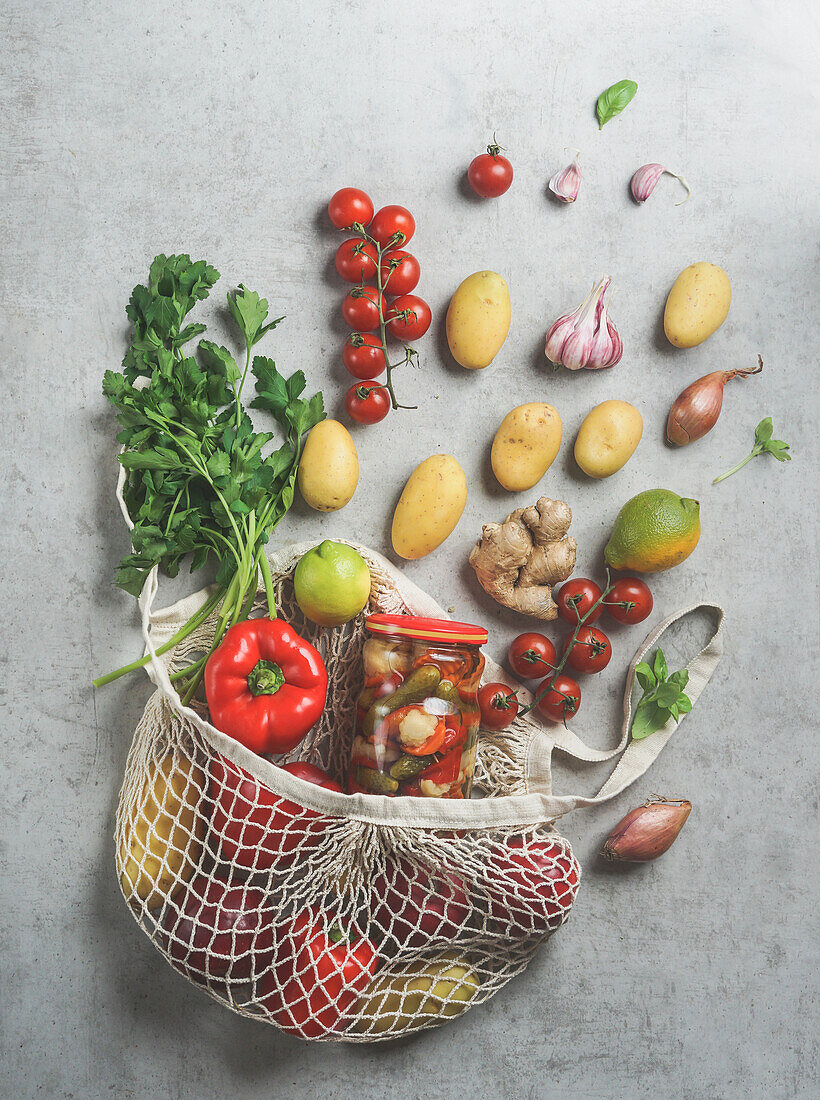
left=353, top=953, right=480, bottom=1035
left=491, top=403, right=562, bottom=491
left=574, top=400, right=643, bottom=478
left=118, top=754, right=204, bottom=910
left=297, top=419, right=358, bottom=511
left=446, top=270, right=511, bottom=369
left=664, top=262, right=731, bottom=348
left=392, top=454, right=467, bottom=559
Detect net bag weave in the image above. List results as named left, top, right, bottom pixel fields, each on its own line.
left=115, top=537, right=724, bottom=1041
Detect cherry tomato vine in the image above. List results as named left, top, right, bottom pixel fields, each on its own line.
left=329, top=189, right=431, bottom=420
left=520, top=574, right=619, bottom=724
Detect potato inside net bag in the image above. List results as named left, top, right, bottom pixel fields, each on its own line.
left=115, top=540, right=723, bottom=1040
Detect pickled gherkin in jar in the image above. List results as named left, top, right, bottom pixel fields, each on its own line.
left=347, top=615, right=487, bottom=798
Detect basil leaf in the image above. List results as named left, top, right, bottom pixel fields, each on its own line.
left=632, top=699, right=667, bottom=741
left=635, top=661, right=657, bottom=691
left=653, top=648, right=668, bottom=682
left=656, top=681, right=682, bottom=709
left=768, top=439, right=791, bottom=462
left=755, top=417, right=773, bottom=444
left=596, top=79, right=638, bottom=129
left=676, top=693, right=693, bottom=714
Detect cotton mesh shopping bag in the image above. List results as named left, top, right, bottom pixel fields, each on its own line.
left=114, top=531, right=724, bottom=1041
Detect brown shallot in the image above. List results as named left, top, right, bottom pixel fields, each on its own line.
left=666, top=356, right=763, bottom=446
left=601, top=797, right=692, bottom=862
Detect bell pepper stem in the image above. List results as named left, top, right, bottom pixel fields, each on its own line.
left=247, top=659, right=285, bottom=696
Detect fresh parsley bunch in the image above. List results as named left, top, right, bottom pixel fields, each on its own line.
left=96, top=254, right=325, bottom=699
left=631, top=648, right=692, bottom=741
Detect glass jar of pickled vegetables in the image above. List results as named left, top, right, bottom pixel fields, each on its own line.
left=348, top=614, right=488, bottom=799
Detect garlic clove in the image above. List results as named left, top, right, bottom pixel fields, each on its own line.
left=603, top=315, right=623, bottom=367
left=549, top=154, right=582, bottom=203
left=544, top=283, right=594, bottom=364
left=630, top=163, right=692, bottom=206
left=560, top=326, right=593, bottom=371
left=589, top=297, right=620, bottom=369
left=544, top=313, right=576, bottom=364
left=586, top=283, right=616, bottom=370
left=561, top=279, right=606, bottom=369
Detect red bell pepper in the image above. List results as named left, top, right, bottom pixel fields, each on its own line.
left=204, top=619, right=327, bottom=754
left=210, top=757, right=342, bottom=873
left=420, top=745, right=463, bottom=784
left=440, top=713, right=468, bottom=752
left=369, top=859, right=469, bottom=950
left=486, top=835, right=580, bottom=937
left=258, top=907, right=379, bottom=1038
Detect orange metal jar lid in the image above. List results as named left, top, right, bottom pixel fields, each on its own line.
left=365, top=613, right=488, bottom=646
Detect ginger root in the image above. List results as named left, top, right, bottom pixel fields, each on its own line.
left=469, top=497, right=577, bottom=620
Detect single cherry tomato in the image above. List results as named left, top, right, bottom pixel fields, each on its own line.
left=386, top=294, right=431, bottom=340
left=563, top=626, right=612, bottom=675
left=508, top=633, right=557, bottom=680
left=535, top=673, right=581, bottom=724
left=342, top=333, right=387, bottom=379
left=555, top=578, right=603, bottom=625
left=467, top=140, right=514, bottom=198
left=605, top=577, right=654, bottom=625
left=328, top=188, right=374, bottom=230
left=334, top=238, right=378, bottom=283
left=369, top=205, right=415, bottom=248
left=379, top=250, right=420, bottom=296
left=345, top=381, right=390, bottom=424
left=341, top=286, right=385, bottom=331
left=478, top=682, right=519, bottom=730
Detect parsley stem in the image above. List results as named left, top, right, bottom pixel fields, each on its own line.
left=235, top=344, right=252, bottom=434
left=91, top=584, right=226, bottom=688
left=259, top=549, right=277, bottom=619
left=180, top=569, right=243, bottom=705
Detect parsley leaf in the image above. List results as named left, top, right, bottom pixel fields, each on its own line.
left=229, top=285, right=284, bottom=351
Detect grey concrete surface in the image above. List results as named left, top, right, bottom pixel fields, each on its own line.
left=1, top=1, right=818, bottom=1097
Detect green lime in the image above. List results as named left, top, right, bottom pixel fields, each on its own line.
left=293, top=541, right=371, bottom=626
left=605, top=489, right=700, bottom=573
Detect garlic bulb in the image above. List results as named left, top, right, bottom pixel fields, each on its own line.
left=630, top=163, right=692, bottom=206
left=548, top=155, right=582, bottom=203
left=544, top=277, right=622, bottom=370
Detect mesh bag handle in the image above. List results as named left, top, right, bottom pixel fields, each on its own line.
left=523, top=602, right=725, bottom=815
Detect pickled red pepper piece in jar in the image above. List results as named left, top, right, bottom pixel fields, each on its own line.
left=347, top=615, right=488, bottom=798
